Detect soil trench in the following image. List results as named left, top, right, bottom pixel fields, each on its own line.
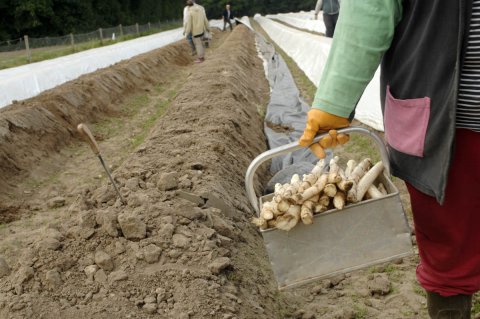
left=0, top=35, right=193, bottom=200
left=0, top=26, right=293, bottom=319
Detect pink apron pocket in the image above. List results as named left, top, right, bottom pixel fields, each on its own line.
left=384, top=86, right=430, bottom=157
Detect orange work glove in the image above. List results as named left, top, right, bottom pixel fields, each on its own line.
left=299, top=109, right=351, bottom=158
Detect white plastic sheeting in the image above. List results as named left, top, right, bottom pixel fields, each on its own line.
left=275, top=10, right=316, bottom=20
left=266, top=12, right=325, bottom=34
left=209, top=19, right=225, bottom=30
left=0, top=28, right=186, bottom=109
left=237, top=16, right=253, bottom=30
left=255, top=15, right=384, bottom=131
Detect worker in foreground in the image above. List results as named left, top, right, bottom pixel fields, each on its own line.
left=300, top=1, right=480, bottom=318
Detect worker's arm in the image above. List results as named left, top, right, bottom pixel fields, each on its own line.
left=314, top=0, right=322, bottom=18
left=300, top=0, right=403, bottom=157
left=313, top=0, right=402, bottom=117
left=185, top=13, right=192, bottom=36
left=204, top=13, right=210, bottom=32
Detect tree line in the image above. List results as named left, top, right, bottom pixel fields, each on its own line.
left=0, top=0, right=316, bottom=41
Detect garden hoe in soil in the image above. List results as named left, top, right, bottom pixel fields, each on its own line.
left=77, top=123, right=126, bottom=205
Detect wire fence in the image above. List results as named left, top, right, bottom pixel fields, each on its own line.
left=0, top=20, right=182, bottom=68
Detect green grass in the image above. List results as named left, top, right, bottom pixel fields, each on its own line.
left=226, top=270, right=242, bottom=283
left=343, top=133, right=382, bottom=163
left=129, top=88, right=176, bottom=148
left=413, top=282, right=426, bottom=298
left=0, top=22, right=181, bottom=70
left=256, top=103, right=266, bottom=119
left=472, top=297, right=480, bottom=317
left=93, top=92, right=151, bottom=138
left=24, top=170, right=62, bottom=190
left=353, top=304, right=368, bottom=319
left=126, top=94, right=151, bottom=116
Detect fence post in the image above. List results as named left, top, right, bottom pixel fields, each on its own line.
left=70, top=33, right=75, bottom=52
left=119, top=24, right=124, bottom=37
left=99, top=28, right=103, bottom=45
left=135, top=23, right=140, bottom=35
left=24, top=35, right=31, bottom=63
left=148, top=22, right=151, bottom=30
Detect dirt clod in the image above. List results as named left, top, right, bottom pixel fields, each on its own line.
left=109, top=269, right=128, bottom=282
left=100, top=210, right=120, bottom=237
left=47, top=197, right=66, bottom=208
left=16, top=266, right=34, bottom=285
left=172, top=234, right=190, bottom=248
left=208, top=257, right=232, bottom=274
left=44, top=270, right=62, bottom=290
left=38, top=237, right=62, bottom=251
left=143, top=244, right=162, bottom=263
left=95, top=250, right=114, bottom=271
left=0, top=257, right=11, bottom=277
left=84, top=265, right=99, bottom=281
left=125, top=178, right=140, bottom=191
left=203, top=193, right=235, bottom=217
left=330, top=274, right=346, bottom=287
left=176, top=191, right=205, bottom=206
left=118, top=213, right=147, bottom=240
left=157, top=172, right=179, bottom=191
left=143, top=303, right=157, bottom=314
left=368, top=273, right=391, bottom=296
left=94, top=269, right=108, bottom=284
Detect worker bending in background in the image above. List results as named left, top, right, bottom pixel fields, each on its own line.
left=184, top=0, right=210, bottom=63
left=301, top=0, right=480, bottom=318
left=314, top=0, right=340, bottom=38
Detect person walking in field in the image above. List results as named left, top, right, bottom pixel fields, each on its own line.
left=183, top=0, right=196, bottom=56
left=301, top=0, right=480, bottom=318
left=222, top=4, right=234, bottom=31
left=314, top=0, right=340, bottom=38
left=184, top=0, right=210, bottom=63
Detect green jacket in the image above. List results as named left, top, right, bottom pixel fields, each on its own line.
left=313, top=0, right=402, bottom=117
left=313, top=0, right=471, bottom=203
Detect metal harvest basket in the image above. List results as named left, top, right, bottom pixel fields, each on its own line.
left=245, top=127, right=413, bottom=290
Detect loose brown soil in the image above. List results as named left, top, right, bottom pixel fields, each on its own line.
left=0, top=25, right=297, bottom=319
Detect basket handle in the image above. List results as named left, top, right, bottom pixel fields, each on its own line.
left=245, top=127, right=390, bottom=214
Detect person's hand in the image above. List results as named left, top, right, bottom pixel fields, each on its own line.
left=299, top=109, right=351, bottom=158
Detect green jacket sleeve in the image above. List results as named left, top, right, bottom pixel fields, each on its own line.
left=312, top=0, right=403, bottom=117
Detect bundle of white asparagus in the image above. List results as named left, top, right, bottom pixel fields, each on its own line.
left=252, top=157, right=388, bottom=231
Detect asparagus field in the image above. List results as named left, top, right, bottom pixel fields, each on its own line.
left=0, top=23, right=442, bottom=318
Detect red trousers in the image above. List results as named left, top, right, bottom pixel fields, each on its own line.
left=407, top=129, right=480, bottom=296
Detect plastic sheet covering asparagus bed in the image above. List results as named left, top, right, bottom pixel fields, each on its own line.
left=245, top=127, right=413, bottom=290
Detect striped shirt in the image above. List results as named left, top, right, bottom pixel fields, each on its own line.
left=457, top=1, right=480, bottom=132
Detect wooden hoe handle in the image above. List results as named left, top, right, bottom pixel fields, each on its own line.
left=77, top=123, right=100, bottom=155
